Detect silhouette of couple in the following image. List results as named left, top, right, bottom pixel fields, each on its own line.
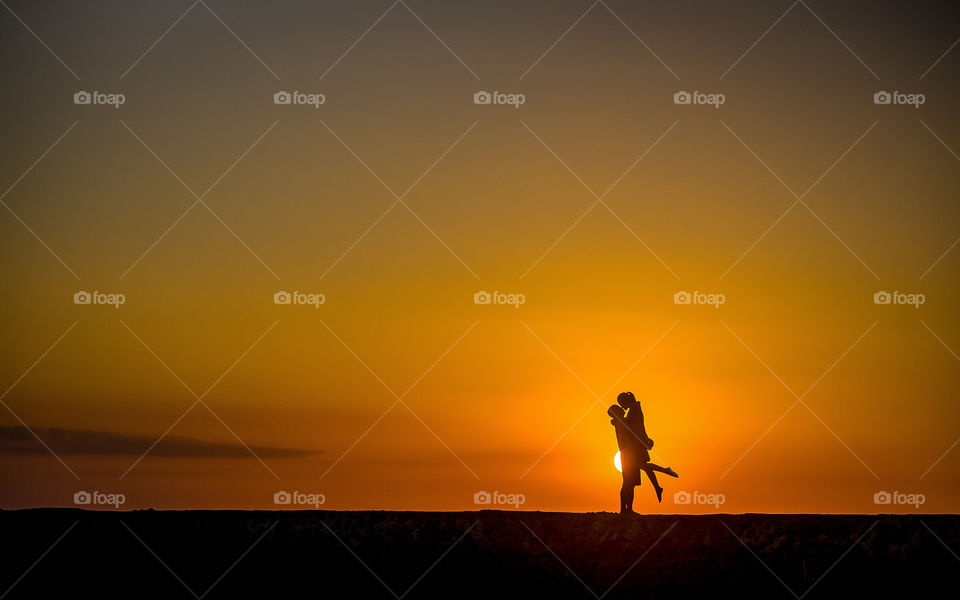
left=609, top=392, right=678, bottom=514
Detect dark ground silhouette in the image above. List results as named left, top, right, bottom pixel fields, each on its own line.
left=1, top=509, right=958, bottom=599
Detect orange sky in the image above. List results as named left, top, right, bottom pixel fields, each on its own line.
left=1, top=0, right=959, bottom=513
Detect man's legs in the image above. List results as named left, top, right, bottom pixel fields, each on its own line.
left=620, top=477, right=634, bottom=514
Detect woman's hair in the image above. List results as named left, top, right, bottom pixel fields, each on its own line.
left=607, top=404, right=625, bottom=419
left=616, top=392, right=636, bottom=406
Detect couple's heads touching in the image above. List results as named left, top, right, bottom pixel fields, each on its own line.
left=615, top=391, right=639, bottom=412
left=607, top=391, right=641, bottom=423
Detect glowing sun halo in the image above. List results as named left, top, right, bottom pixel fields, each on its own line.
left=614, top=451, right=622, bottom=472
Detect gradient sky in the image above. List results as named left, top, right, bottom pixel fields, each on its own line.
left=1, top=0, right=959, bottom=513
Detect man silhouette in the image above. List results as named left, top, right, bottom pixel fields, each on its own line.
left=609, top=403, right=641, bottom=514
left=610, top=391, right=677, bottom=514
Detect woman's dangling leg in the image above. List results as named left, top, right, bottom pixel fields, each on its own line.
left=646, top=463, right=678, bottom=478
left=642, top=466, right=664, bottom=503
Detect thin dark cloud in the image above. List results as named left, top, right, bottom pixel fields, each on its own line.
left=0, top=427, right=321, bottom=458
